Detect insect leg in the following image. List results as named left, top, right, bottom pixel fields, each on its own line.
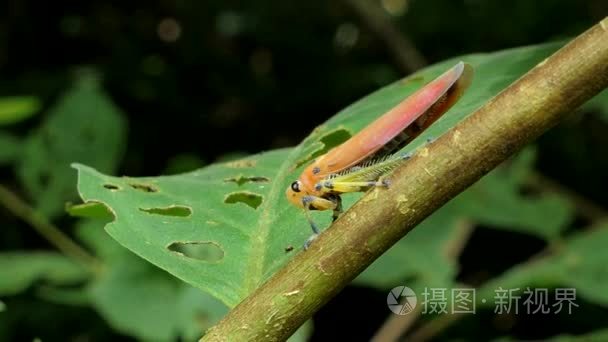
left=302, top=195, right=337, bottom=211
left=321, top=180, right=390, bottom=193
left=302, top=207, right=319, bottom=233
left=303, top=230, right=319, bottom=250
left=332, top=195, right=343, bottom=222
left=301, top=196, right=337, bottom=250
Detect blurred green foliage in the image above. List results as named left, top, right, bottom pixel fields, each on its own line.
left=0, top=96, right=41, bottom=126
left=0, top=1, right=607, bottom=341
left=17, top=75, right=126, bottom=218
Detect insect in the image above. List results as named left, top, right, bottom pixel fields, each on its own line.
left=286, top=62, right=473, bottom=249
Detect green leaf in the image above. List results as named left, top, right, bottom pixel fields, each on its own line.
left=17, top=76, right=127, bottom=217
left=75, top=219, right=229, bottom=341
left=88, top=256, right=225, bottom=341
left=288, top=321, right=314, bottom=342
left=456, top=148, right=574, bottom=239
left=0, top=96, right=41, bottom=126
left=0, top=252, right=88, bottom=296
left=584, top=88, right=608, bottom=122
left=73, top=42, right=565, bottom=307
left=478, top=224, right=608, bottom=307
left=174, top=285, right=230, bottom=341
left=0, top=132, right=21, bottom=165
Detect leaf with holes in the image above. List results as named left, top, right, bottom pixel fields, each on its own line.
left=73, top=42, right=565, bottom=307
left=73, top=219, right=229, bottom=341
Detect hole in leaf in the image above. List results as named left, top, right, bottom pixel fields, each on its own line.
left=66, top=201, right=114, bottom=220
left=103, top=184, right=120, bottom=190
left=294, top=128, right=352, bottom=169
left=224, top=175, right=270, bottom=186
left=167, top=241, right=224, bottom=262
left=319, top=128, right=352, bottom=149
left=139, top=205, right=192, bottom=217
left=129, top=183, right=158, bottom=193
left=224, top=158, right=256, bottom=168
left=224, top=191, right=263, bottom=209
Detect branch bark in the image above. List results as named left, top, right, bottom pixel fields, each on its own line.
left=203, top=18, right=608, bottom=341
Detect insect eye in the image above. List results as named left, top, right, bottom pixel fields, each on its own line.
left=290, top=181, right=301, bottom=192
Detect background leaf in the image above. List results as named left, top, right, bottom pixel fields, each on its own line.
left=0, top=251, right=88, bottom=296
left=477, top=223, right=608, bottom=307
left=0, top=132, right=20, bottom=165
left=456, top=148, right=574, bottom=240
left=0, top=96, right=41, bottom=126
left=16, top=75, right=127, bottom=217
left=584, top=89, right=608, bottom=122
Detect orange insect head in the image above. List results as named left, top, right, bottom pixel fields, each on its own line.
left=285, top=179, right=307, bottom=208
left=285, top=162, right=321, bottom=208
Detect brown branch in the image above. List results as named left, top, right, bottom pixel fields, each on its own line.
left=371, top=305, right=422, bottom=342
left=407, top=313, right=463, bottom=342
left=341, top=0, right=427, bottom=73
left=202, top=18, right=608, bottom=341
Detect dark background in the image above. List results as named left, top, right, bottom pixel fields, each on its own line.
left=1, top=1, right=607, bottom=341
left=1, top=0, right=603, bottom=174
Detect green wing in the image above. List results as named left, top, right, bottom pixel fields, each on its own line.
left=319, top=154, right=410, bottom=193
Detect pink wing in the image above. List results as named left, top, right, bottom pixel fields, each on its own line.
left=315, top=62, right=473, bottom=174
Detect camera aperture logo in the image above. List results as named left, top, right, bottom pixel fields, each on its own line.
left=387, top=286, right=417, bottom=315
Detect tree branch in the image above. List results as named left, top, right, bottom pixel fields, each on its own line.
left=202, top=18, right=608, bottom=341
left=0, top=184, right=101, bottom=272
left=341, top=0, right=427, bottom=73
